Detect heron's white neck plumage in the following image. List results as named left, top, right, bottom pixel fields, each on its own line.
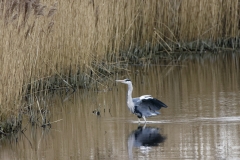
left=127, top=82, right=134, bottom=113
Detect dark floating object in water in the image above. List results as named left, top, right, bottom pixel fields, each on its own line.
left=92, top=110, right=100, bottom=116
left=116, top=79, right=168, bottom=122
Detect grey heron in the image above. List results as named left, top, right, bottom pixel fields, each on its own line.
left=116, top=79, right=168, bottom=122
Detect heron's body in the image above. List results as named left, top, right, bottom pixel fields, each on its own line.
left=116, top=79, right=168, bottom=122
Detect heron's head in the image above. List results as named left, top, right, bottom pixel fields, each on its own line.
left=116, top=79, right=132, bottom=85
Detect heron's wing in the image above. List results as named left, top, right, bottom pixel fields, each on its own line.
left=137, top=95, right=168, bottom=110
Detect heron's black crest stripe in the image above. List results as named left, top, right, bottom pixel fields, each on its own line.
left=125, top=79, right=131, bottom=81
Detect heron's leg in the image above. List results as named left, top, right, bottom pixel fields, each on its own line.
left=143, top=123, right=146, bottom=129
left=138, top=118, right=140, bottom=123
left=143, top=116, right=146, bottom=123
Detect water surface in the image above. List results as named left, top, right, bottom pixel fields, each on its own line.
left=1, top=53, right=240, bottom=159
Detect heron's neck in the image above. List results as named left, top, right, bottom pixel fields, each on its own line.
left=127, top=83, right=134, bottom=113
left=127, top=83, right=133, bottom=100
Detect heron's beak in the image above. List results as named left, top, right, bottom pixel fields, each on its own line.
left=116, top=79, right=124, bottom=83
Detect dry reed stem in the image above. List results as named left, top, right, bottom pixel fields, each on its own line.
left=0, top=0, right=239, bottom=125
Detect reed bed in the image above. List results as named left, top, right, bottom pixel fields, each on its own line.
left=0, top=0, right=239, bottom=134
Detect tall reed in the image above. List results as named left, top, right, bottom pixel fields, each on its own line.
left=0, top=0, right=239, bottom=128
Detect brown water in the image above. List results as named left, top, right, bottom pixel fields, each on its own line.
left=1, top=53, right=240, bottom=160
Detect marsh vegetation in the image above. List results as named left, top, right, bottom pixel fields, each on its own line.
left=0, top=0, right=240, bottom=134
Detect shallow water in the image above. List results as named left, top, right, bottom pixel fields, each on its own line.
left=1, top=53, right=240, bottom=159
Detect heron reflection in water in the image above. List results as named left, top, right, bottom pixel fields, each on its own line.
left=128, top=125, right=166, bottom=159
left=116, top=79, right=168, bottom=123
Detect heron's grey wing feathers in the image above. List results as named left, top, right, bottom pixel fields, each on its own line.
left=132, top=96, right=167, bottom=117
left=139, top=95, right=167, bottom=109
left=141, top=98, right=168, bottom=110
